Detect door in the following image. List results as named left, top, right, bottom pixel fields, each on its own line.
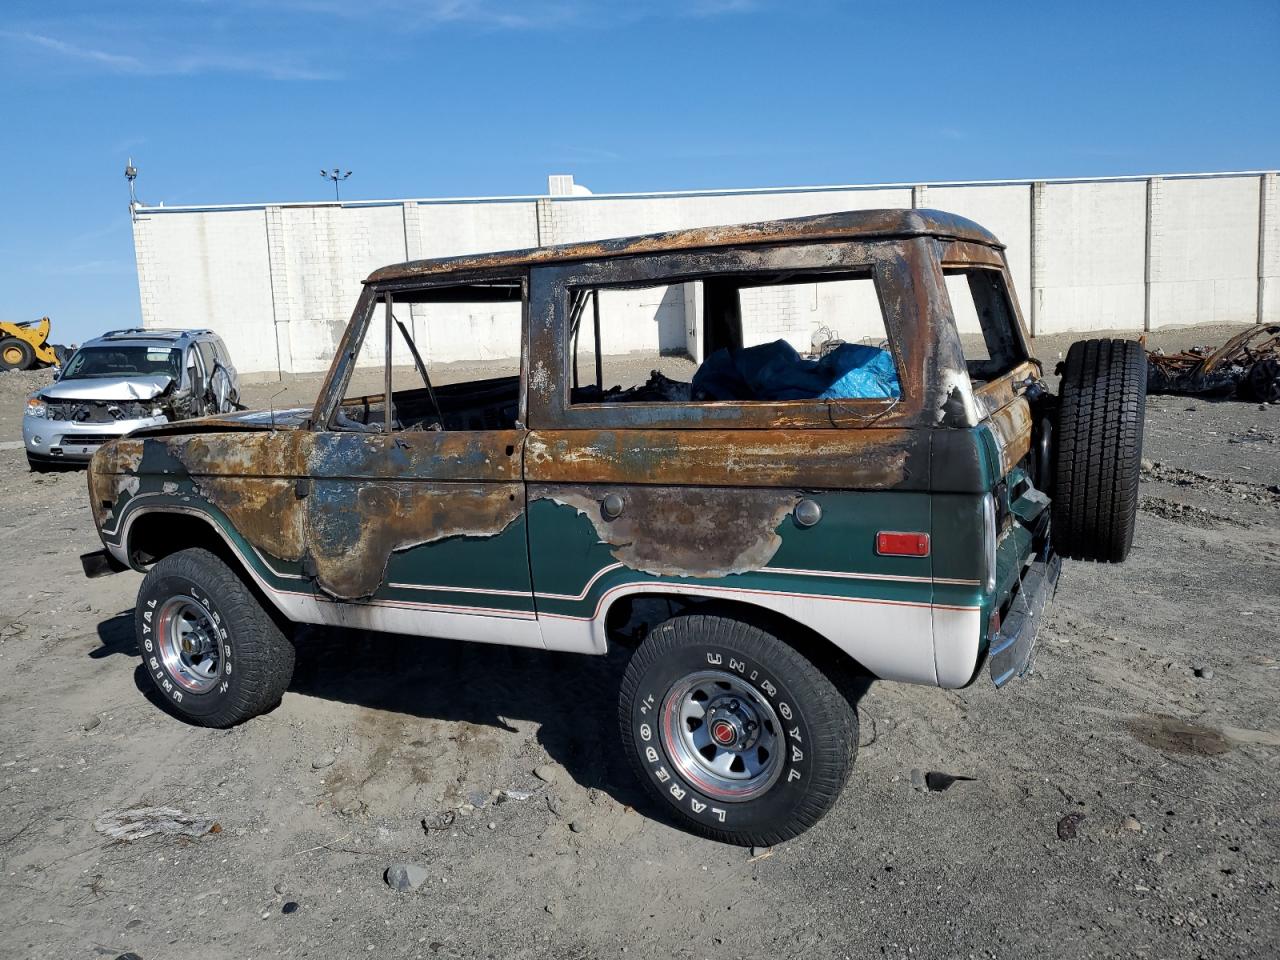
left=302, top=283, right=540, bottom=648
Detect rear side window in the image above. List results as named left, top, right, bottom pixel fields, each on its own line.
left=567, top=271, right=900, bottom=405
left=943, top=268, right=1027, bottom=382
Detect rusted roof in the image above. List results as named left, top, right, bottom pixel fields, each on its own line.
left=365, top=208, right=1001, bottom=284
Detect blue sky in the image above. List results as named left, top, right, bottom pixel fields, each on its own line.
left=1, top=0, right=1277, bottom=346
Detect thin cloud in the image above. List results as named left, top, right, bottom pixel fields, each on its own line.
left=201, top=0, right=761, bottom=28
left=1, top=30, right=332, bottom=80
left=200, top=0, right=575, bottom=29
left=2, top=1, right=763, bottom=82
left=12, top=31, right=144, bottom=70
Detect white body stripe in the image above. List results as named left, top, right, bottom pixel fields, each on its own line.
left=107, top=503, right=982, bottom=685
left=932, top=606, right=985, bottom=688
left=536, top=580, right=948, bottom=684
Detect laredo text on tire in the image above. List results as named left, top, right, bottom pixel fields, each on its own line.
left=136, top=547, right=295, bottom=727
left=619, top=612, right=856, bottom=846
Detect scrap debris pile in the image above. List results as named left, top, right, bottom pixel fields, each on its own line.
left=1145, top=323, right=1280, bottom=402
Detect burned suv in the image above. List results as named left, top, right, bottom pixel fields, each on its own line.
left=25, top=327, right=240, bottom=470
left=82, top=211, right=1146, bottom=845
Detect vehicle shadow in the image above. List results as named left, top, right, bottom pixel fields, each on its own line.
left=94, top=610, right=650, bottom=809
left=90, top=611, right=137, bottom=658
left=95, top=613, right=876, bottom=821
left=288, top=625, right=648, bottom=808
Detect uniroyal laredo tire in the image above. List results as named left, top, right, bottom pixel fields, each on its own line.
left=137, top=548, right=294, bottom=727
left=1052, top=338, right=1147, bottom=562
left=619, top=612, right=856, bottom=846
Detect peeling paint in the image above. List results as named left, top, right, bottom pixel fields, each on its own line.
left=526, top=429, right=915, bottom=490
left=534, top=485, right=799, bottom=578
left=306, top=481, right=525, bottom=600
left=197, top=477, right=307, bottom=565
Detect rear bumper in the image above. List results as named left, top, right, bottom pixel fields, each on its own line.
left=987, top=550, right=1061, bottom=687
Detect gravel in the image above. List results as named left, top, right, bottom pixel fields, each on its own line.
left=0, top=322, right=1275, bottom=959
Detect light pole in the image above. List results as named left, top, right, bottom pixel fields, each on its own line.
left=321, top=168, right=352, bottom=201
left=124, top=158, right=141, bottom=220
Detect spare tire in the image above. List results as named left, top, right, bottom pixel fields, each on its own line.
left=1051, top=338, right=1147, bottom=562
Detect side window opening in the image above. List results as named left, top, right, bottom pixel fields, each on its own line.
left=567, top=270, right=900, bottom=405
left=331, top=281, right=523, bottom=433
left=943, top=268, right=1027, bottom=384
left=196, top=341, right=218, bottom=375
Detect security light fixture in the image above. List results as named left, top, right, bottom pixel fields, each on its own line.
left=321, top=168, right=353, bottom=201
left=124, top=157, right=139, bottom=211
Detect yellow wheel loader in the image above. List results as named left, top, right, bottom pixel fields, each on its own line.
left=0, top=317, right=65, bottom=371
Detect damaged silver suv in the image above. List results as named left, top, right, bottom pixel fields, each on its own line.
left=24, top=328, right=240, bottom=470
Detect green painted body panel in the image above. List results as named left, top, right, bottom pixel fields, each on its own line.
left=377, top=520, right=534, bottom=612
left=526, top=491, right=936, bottom=620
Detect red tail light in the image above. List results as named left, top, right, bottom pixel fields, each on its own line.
left=876, top=531, right=930, bottom=557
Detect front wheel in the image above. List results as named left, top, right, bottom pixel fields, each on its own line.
left=619, top=611, right=856, bottom=846
left=0, top=337, right=35, bottom=371
left=137, top=548, right=295, bottom=727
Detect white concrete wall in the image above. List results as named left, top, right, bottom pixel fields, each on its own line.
left=132, top=207, right=274, bottom=369
left=538, top=187, right=913, bottom=245
left=1034, top=180, right=1148, bottom=333
left=1148, top=176, right=1261, bottom=328
left=132, top=171, right=1277, bottom=378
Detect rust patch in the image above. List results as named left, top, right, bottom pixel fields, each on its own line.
left=366, top=209, right=1002, bottom=285
left=166, top=431, right=308, bottom=479
left=985, top=397, right=1033, bottom=475
left=971, top=360, right=1041, bottom=414
left=535, top=484, right=799, bottom=578
left=526, top=429, right=914, bottom=490
left=305, top=481, right=525, bottom=600
left=196, top=477, right=307, bottom=564
left=159, top=432, right=311, bottom=566
left=87, top=439, right=144, bottom=528
left=306, top=431, right=521, bottom=482
left=939, top=240, right=1007, bottom=269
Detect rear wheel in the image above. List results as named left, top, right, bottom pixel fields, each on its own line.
left=137, top=548, right=294, bottom=727
left=1052, top=338, right=1147, bottom=562
left=619, top=611, right=856, bottom=846
left=0, top=338, right=35, bottom=371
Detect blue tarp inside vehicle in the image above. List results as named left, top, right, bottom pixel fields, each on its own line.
left=691, top=340, right=901, bottom=402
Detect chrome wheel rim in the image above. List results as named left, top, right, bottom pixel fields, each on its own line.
left=156, top=596, right=222, bottom=693
left=659, top=669, right=783, bottom=802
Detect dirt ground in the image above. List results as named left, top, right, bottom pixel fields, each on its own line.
left=0, top=322, right=1277, bottom=960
